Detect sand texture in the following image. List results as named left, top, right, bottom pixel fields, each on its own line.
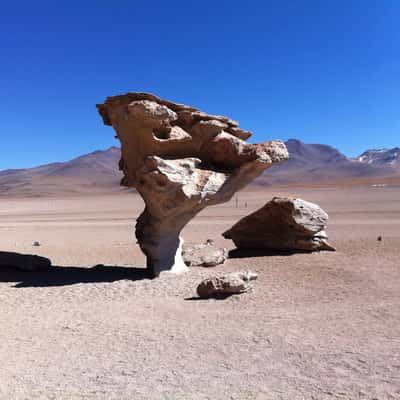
left=0, top=186, right=399, bottom=399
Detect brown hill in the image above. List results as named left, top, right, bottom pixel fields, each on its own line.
left=0, top=147, right=123, bottom=197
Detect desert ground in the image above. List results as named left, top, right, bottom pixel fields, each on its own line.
left=0, top=185, right=399, bottom=400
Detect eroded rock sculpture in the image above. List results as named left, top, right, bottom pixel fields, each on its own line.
left=197, top=271, right=258, bottom=298
left=97, top=93, right=288, bottom=277
left=223, top=197, right=335, bottom=252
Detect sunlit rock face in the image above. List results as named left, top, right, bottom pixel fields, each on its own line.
left=97, top=92, right=288, bottom=277
left=223, top=197, right=335, bottom=252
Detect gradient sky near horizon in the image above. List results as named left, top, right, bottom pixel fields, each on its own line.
left=0, top=0, right=399, bottom=169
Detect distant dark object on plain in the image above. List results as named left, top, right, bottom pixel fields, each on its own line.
left=377, top=236, right=383, bottom=242
left=33, top=241, right=41, bottom=247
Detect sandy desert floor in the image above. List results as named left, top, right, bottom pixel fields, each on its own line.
left=0, top=185, right=399, bottom=399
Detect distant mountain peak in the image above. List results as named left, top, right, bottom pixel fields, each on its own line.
left=284, top=139, right=348, bottom=165
left=105, top=146, right=120, bottom=152
left=356, top=147, right=400, bottom=167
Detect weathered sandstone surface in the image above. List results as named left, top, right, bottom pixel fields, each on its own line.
left=182, top=241, right=228, bottom=267
left=97, top=93, right=288, bottom=276
left=223, top=197, right=335, bottom=252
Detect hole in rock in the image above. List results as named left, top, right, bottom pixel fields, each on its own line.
left=153, top=127, right=171, bottom=140
left=198, top=161, right=235, bottom=174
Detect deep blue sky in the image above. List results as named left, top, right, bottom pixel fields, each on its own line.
left=0, top=0, right=398, bottom=169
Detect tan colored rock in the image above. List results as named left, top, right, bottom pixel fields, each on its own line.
left=197, top=271, right=258, bottom=298
left=182, top=241, right=228, bottom=267
left=97, top=92, right=288, bottom=277
left=223, top=197, right=335, bottom=252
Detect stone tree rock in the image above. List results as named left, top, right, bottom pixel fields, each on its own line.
left=223, top=197, right=335, bottom=252
left=97, top=93, right=288, bottom=277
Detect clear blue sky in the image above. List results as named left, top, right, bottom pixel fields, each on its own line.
left=0, top=0, right=398, bottom=169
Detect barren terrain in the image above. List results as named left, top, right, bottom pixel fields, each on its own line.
left=0, top=185, right=399, bottom=399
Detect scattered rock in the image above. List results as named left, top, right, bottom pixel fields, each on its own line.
left=182, top=241, right=228, bottom=267
left=223, top=197, right=335, bottom=252
left=0, top=252, right=51, bottom=271
left=32, top=241, right=41, bottom=247
left=97, top=92, right=288, bottom=277
left=377, top=236, right=383, bottom=242
left=197, top=271, right=258, bottom=298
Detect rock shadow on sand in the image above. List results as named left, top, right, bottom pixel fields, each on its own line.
left=0, top=251, right=150, bottom=288
left=228, top=248, right=311, bottom=259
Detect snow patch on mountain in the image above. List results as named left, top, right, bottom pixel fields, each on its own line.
left=356, top=148, right=400, bottom=169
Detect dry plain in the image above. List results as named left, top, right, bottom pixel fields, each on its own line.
left=0, top=185, right=399, bottom=399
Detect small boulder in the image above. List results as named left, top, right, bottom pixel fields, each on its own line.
left=223, top=197, right=335, bottom=252
left=183, top=241, right=228, bottom=267
left=197, top=271, right=258, bottom=298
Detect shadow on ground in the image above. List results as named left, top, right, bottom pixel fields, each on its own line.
left=228, top=248, right=310, bottom=259
left=0, top=251, right=150, bottom=288
left=184, top=294, right=236, bottom=301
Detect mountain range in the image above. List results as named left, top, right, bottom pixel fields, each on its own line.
left=255, top=139, right=400, bottom=186
left=0, top=147, right=123, bottom=197
left=0, top=140, right=399, bottom=196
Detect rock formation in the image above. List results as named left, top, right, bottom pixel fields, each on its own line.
left=197, top=271, right=258, bottom=298
left=182, top=241, right=228, bottom=267
left=97, top=92, right=288, bottom=277
left=223, top=197, right=335, bottom=252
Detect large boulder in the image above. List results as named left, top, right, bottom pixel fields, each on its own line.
left=182, top=241, right=228, bottom=267
left=223, top=197, right=335, bottom=252
left=97, top=93, right=288, bottom=277
left=197, top=271, right=258, bottom=298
